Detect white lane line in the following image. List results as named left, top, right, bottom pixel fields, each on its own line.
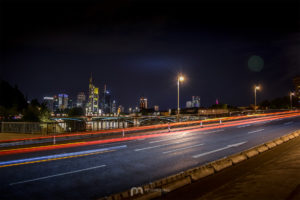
left=248, top=129, right=264, bottom=134
left=149, top=137, right=182, bottom=144
left=192, top=141, right=247, bottom=158
left=284, top=121, right=293, bottom=125
left=203, top=129, right=225, bottom=134
left=0, top=145, right=126, bottom=167
left=237, top=124, right=250, bottom=128
left=163, top=143, right=204, bottom=154
left=10, top=165, right=106, bottom=186
left=135, top=141, right=184, bottom=151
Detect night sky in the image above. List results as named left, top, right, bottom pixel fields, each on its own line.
left=1, top=0, right=300, bottom=110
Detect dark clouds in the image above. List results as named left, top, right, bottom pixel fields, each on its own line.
left=1, top=0, right=300, bottom=109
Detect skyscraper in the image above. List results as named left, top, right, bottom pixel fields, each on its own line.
left=192, top=96, right=201, bottom=107
left=186, top=101, right=192, bottom=108
left=86, top=75, right=99, bottom=115
left=68, top=98, right=73, bottom=109
left=100, top=85, right=112, bottom=114
left=43, top=96, right=54, bottom=112
left=53, top=95, right=59, bottom=112
left=112, top=100, right=117, bottom=114
left=140, top=97, right=148, bottom=110
left=186, top=96, right=200, bottom=108
left=76, top=92, right=86, bottom=107
left=58, top=94, right=68, bottom=110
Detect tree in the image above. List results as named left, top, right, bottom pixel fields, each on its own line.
left=22, top=105, right=40, bottom=122
left=0, top=80, right=28, bottom=120
left=68, top=107, right=84, bottom=117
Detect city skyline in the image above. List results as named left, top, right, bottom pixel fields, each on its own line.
left=2, top=0, right=300, bottom=109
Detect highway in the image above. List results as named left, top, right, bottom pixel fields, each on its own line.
left=0, top=112, right=300, bottom=200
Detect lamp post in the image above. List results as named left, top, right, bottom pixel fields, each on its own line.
left=254, top=85, right=260, bottom=113
left=177, top=75, right=184, bottom=121
left=290, top=92, right=295, bottom=110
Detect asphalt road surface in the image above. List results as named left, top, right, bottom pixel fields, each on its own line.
left=0, top=113, right=300, bottom=200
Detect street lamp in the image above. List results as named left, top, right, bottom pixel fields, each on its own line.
left=290, top=92, right=295, bottom=110
left=177, top=75, right=184, bottom=120
left=254, top=85, right=260, bottom=112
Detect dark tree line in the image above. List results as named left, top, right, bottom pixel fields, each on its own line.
left=0, top=80, right=50, bottom=122
left=260, top=96, right=298, bottom=109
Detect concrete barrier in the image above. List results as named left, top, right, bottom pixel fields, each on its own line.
left=132, top=190, right=162, bottom=200
left=256, top=144, right=269, bottom=153
left=228, top=153, right=247, bottom=164
left=211, top=158, right=233, bottom=172
left=121, top=191, right=130, bottom=199
left=190, top=165, right=215, bottom=181
left=281, top=135, right=290, bottom=142
left=161, top=176, right=191, bottom=193
left=100, top=129, right=300, bottom=200
left=274, top=138, right=283, bottom=145
left=288, top=134, right=295, bottom=140
left=292, top=132, right=299, bottom=137
left=265, top=141, right=277, bottom=149
left=244, top=148, right=259, bottom=158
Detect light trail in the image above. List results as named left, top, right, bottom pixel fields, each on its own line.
left=0, top=112, right=299, bottom=156
left=0, top=111, right=297, bottom=143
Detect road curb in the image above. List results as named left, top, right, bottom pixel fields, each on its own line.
left=98, top=129, right=300, bottom=200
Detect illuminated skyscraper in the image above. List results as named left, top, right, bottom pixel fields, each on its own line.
left=77, top=92, right=86, bottom=107
left=58, top=94, right=68, bottom=110
left=86, top=75, right=99, bottom=115
left=192, top=96, right=201, bottom=107
left=140, top=97, right=148, bottom=110
left=43, top=96, right=54, bottom=112
left=112, top=100, right=117, bottom=114
left=100, top=85, right=112, bottom=113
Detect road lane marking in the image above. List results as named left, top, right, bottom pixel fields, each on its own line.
left=203, top=129, right=225, bottom=134
left=163, top=143, right=204, bottom=154
left=248, top=129, right=264, bottom=134
left=149, top=137, right=183, bottom=144
left=9, top=165, right=106, bottom=186
left=192, top=141, right=247, bottom=158
left=237, top=124, right=250, bottom=128
left=135, top=141, right=186, bottom=151
left=0, top=145, right=126, bottom=168
left=284, top=121, right=293, bottom=125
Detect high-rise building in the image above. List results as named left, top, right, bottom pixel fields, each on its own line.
left=154, top=105, right=159, bottom=112
left=118, top=105, right=124, bottom=113
left=100, top=85, right=112, bottom=113
left=293, top=76, right=300, bottom=103
left=86, top=75, right=99, bottom=115
left=186, top=96, right=201, bottom=108
left=186, top=101, right=192, bottom=108
left=140, top=97, right=148, bottom=110
left=68, top=98, right=73, bottom=109
left=53, top=95, right=59, bottom=112
left=77, top=92, right=86, bottom=107
left=192, top=96, right=201, bottom=107
left=58, top=94, right=68, bottom=110
left=111, top=100, right=117, bottom=114
left=43, top=96, right=54, bottom=112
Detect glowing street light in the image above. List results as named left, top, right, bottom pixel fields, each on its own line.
left=254, top=85, right=260, bottom=112
left=290, top=92, right=295, bottom=110
left=177, top=75, right=184, bottom=120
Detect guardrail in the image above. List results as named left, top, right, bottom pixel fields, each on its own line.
left=98, top=129, right=300, bottom=200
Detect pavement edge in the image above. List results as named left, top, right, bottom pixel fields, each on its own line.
left=98, top=129, right=300, bottom=200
